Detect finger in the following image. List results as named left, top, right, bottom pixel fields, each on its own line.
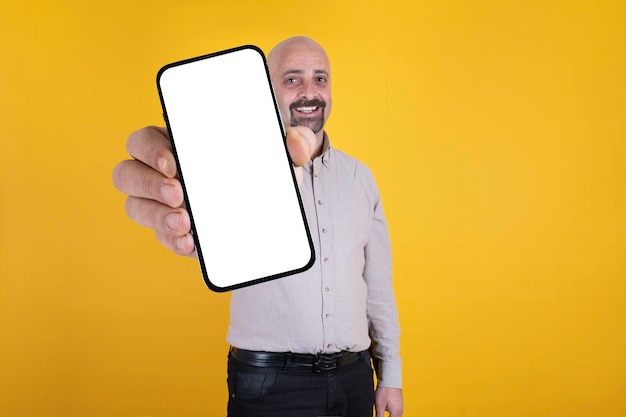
left=127, top=126, right=178, bottom=178
left=375, top=400, right=386, bottom=417
left=389, top=407, right=403, bottom=417
left=113, top=159, right=184, bottom=208
left=155, top=230, right=196, bottom=257
left=286, top=126, right=315, bottom=167
left=125, top=196, right=190, bottom=236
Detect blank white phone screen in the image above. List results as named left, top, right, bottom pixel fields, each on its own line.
left=157, top=46, right=314, bottom=291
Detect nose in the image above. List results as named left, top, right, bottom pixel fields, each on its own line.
left=297, top=79, right=316, bottom=100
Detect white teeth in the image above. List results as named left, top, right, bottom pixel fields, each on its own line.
left=296, top=106, right=317, bottom=113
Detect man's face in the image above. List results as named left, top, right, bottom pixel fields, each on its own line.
left=269, top=44, right=332, bottom=134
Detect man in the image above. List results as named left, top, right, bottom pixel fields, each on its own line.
left=113, top=36, right=403, bottom=417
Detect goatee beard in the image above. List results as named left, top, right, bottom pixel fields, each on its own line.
left=289, top=98, right=326, bottom=134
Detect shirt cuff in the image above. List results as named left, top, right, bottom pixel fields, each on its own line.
left=376, top=360, right=402, bottom=389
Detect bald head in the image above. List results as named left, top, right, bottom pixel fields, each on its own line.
left=267, top=37, right=332, bottom=140
left=268, top=37, right=329, bottom=70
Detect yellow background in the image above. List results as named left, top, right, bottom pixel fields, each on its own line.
left=1, top=1, right=625, bottom=416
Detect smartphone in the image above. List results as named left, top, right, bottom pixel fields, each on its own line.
left=157, top=45, right=315, bottom=292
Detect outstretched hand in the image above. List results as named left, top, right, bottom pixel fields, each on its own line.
left=112, top=125, right=316, bottom=257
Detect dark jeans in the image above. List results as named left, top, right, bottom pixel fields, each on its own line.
left=227, top=350, right=375, bottom=417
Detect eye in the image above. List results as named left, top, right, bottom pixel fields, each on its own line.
left=286, top=77, right=298, bottom=84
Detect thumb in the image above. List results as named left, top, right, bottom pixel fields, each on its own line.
left=286, top=126, right=315, bottom=167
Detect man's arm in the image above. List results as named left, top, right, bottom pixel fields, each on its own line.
left=362, top=175, right=403, bottom=416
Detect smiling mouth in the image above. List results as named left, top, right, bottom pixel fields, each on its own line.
left=295, top=106, right=318, bottom=114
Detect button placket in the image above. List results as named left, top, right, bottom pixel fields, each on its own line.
left=314, top=157, right=335, bottom=352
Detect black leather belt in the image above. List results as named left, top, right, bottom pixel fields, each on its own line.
left=229, top=347, right=366, bottom=373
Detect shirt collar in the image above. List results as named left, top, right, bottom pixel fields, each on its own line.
left=320, top=131, right=331, bottom=167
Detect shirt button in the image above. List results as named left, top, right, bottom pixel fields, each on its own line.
left=327, top=344, right=333, bottom=349
left=325, top=313, right=331, bottom=318
left=324, top=287, right=330, bottom=292
left=322, top=228, right=327, bottom=233
left=317, top=200, right=323, bottom=205
left=324, top=257, right=329, bottom=263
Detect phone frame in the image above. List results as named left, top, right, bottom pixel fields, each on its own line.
left=156, top=45, right=315, bottom=292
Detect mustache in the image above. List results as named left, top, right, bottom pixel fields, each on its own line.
left=289, top=98, right=326, bottom=111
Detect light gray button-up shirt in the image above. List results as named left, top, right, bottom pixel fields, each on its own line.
left=227, top=134, right=402, bottom=388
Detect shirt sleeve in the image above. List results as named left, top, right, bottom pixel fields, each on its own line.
left=363, top=170, right=403, bottom=389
